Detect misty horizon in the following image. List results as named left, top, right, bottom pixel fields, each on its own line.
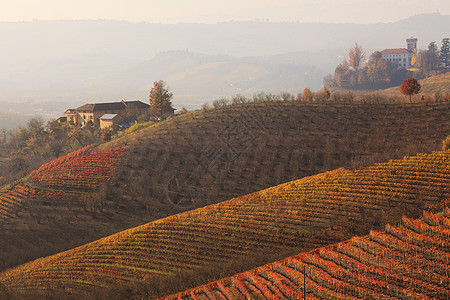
left=0, top=11, right=448, bottom=128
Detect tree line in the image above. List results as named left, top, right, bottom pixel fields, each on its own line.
left=0, top=117, right=102, bottom=186
left=325, top=38, right=450, bottom=89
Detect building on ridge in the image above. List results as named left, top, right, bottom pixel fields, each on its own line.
left=381, top=37, right=417, bottom=69
left=65, top=100, right=150, bottom=128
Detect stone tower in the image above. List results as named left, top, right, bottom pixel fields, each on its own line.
left=406, top=37, right=417, bottom=52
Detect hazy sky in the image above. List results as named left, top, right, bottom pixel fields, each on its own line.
left=1, top=0, right=449, bottom=24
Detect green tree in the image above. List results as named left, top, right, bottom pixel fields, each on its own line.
left=400, top=78, right=421, bottom=102
left=440, top=38, right=449, bottom=68
left=149, top=80, right=174, bottom=120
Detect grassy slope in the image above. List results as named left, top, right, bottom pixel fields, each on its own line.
left=385, top=72, right=450, bottom=97
left=0, top=150, right=448, bottom=299
left=167, top=208, right=450, bottom=300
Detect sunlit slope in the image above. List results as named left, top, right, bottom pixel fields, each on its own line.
left=385, top=72, right=450, bottom=96
left=169, top=208, right=449, bottom=300
left=0, top=146, right=128, bottom=271
left=1, top=150, right=448, bottom=298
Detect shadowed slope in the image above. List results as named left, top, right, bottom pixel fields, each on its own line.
left=107, top=101, right=449, bottom=212
left=0, top=150, right=448, bottom=298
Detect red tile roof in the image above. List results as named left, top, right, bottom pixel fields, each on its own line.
left=381, top=48, right=410, bottom=54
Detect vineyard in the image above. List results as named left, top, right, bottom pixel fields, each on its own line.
left=0, top=150, right=448, bottom=298
left=0, top=146, right=126, bottom=222
left=0, top=146, right=128, bottom=271
left=108, top=101, right=449, bottom=211
left=1, top=101, right=447, bottom=274
left=168, top=208, right=450, bottom=300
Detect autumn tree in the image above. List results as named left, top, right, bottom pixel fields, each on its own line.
left=334, top=60, right=353, bottom=87
left=301, top=88, right=313, bottom=101
left=349, top=43, right=365, bottom=76
left=149, top=80, right=174, bottom=120
left=365, top=51, right=393, bottom=86
left=400, top=78, right=421, bottom=102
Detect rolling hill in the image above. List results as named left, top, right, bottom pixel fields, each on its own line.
left=385, top=72, right=450, bottom=98
left=0, top=150, right=448, bottom=299
left=418, top=72, right=450, bottom=96
left=1, top=13, right=449, bottom=106
left=0, top=101, right=448, bottom=275
left=167, top=208, right=450, bottom=299
left=82, top=51, right=320, bottom=106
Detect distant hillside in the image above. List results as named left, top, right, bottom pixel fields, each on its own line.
left=83, top=51, right=322, bottom=107
left=168, top=208, right=450, bottom=299
left=0, top=150, right=448, bottom=298
left=0, top=111, right=29, bottom=130
left=0, top=101, right=448, bottom=274
left=0, top=13, right=448, bottom=107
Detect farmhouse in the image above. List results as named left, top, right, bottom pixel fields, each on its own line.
left=65, top=100, right=150, bottom=127
left=99, top=114, right=128, bottom=130
left=381, top=37, right=417, bottom=69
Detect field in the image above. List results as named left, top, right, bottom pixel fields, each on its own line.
left=168, top=208, right=449, bottom=299
left=0, top=150, right=448, bottom=298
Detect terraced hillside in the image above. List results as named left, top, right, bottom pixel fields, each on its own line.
left=108, top=101, right=449, bottom=212
left=1, top=101, right=447, bottom=274
left=0, top=145, right=132, bottom=271
left=169, top=208, right=450, bottom=300
left=0, top=150, right=448, bottom=299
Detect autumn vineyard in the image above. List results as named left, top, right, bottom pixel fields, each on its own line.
left=0, top=146, right=126, bottom=223
left=0, top=149, right=448, bottom=299
left=0, top=99, right=448, bottom=299
left=168, top=209, right=449, bottom=300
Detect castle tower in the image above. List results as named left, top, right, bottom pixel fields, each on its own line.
left=406, top=37, right=417, bottom=52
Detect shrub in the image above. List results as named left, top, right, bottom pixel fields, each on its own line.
left=443, top=136, right=450, bottom=151
left=101, top=130, right=111, bottom=142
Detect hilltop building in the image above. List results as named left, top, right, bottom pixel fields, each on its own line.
left=381, top=37, right=417, bottom=69
left=65, top=100, right=150, bottom=128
